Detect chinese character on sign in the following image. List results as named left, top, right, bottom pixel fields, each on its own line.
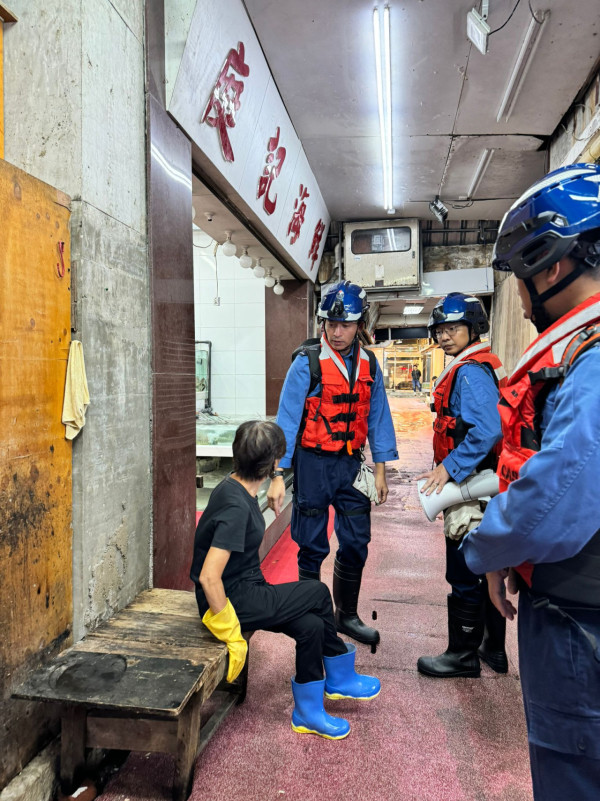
left=257, top=127, right=286, bottom=215
left=201, top=42, right=250, bottom=163
left=287, top=184, right=310, bottom=244
left=308, top=219, right=326, bottom=270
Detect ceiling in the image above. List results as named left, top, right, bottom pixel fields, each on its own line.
left=192, top=0, right=599, bottom=330
left=375, top=294, right=440, bottom=328
left=242, top=0, right=600, bottom=223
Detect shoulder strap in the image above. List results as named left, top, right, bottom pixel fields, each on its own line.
left=306, top=345, right=322, bottom=395
left=562, top=324, right=600, bottom=375
left=528, top=327, right=600, bottom=446
left=294, top=343, right=322, bottom=395
left=291, top=339, right=322, bottom=395
left=362, top=347, right=377, bottom=381
left=529, top=324, right=600, bottom=386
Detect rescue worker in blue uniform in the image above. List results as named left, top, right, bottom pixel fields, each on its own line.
left=417, top=293, right=507, bottom=678
left=461, top=163, right=600, bottom=801
left=267, top=281, right=398, bottom=647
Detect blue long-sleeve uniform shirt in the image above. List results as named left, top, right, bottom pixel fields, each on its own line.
left=462, top=347, right=600, bottom=574
left=276, top=343, right=398, bottom=468
left=441, top=363, right=502, bottom=483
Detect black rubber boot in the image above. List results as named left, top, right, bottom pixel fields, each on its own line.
left=417, top=595, right=483, bottom=678
left=298, top=567, right=321, bottom=581
left=332, top=559, right=380, bottom=646
left=478, top=595, right=508, bottom=674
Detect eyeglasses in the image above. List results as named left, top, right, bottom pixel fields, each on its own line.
left=433, top=324, right=466, bottom=340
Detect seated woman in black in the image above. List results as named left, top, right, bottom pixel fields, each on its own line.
left=190, top=420, right=380, bottom=740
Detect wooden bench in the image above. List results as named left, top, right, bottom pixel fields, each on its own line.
left=13, top=588, right=249, bottom=801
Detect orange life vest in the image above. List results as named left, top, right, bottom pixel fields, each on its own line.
left=299, top=337, right=374, bottom=454
left=432, top=342, right=507, bottom=466
left=498, top=293, right=600, bottom=587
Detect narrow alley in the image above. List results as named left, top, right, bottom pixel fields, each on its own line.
left=96, top=396, right=531, bottom=801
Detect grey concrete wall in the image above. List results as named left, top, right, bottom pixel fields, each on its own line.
left=423, top=243, right=493, bottom=272
left=490, top=273, right=536, bottom=376
left=548, top=68, right=600, bottom=170
left=4, top=0, right=151, bottom=643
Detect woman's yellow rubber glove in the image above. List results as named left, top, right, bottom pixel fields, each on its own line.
left=202, top=599, right=248, bottom=682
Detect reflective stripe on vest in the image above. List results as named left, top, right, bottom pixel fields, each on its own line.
left=432, top=343, right=506, bottom=465
left=299, top=338, right=373, bottom=453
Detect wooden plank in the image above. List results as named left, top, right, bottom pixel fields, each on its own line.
left=86, top=714, right=178, bottom=754
left=60, top=707, right=86, bottom=791
left=14, top=651, right=214, bottom=716
left=197, top=692, right=238, bottom=754
left=125, top=588, right=199, bottom=617
left=72, top=635, right=226, bottom=668
left=0, top=158, right=72, bottom=788
left=0, top=20, right=3, bottom=157
left=173, top=692, right=202, bottom=801
left=88, top=608, right=209, bottom=635
left=82, top=616, right=220, bottom=651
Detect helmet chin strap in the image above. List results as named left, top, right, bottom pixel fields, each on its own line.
left=525, top=261, right=587, bottom=333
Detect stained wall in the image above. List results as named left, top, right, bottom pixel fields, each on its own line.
left=2, top=0, right=150, bottom=785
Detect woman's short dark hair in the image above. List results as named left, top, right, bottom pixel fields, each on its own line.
left=232, top=420, right=287, bottom=481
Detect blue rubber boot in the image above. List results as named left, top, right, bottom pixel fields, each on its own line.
left=324, top=643, right=381, bottom=700
left=290, top=678, right=350, bottom=739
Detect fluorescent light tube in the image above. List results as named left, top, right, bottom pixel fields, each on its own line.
left=373, top=6, right=393, bottom=213
left=383, top=6, right=393, bottom=212
left=467, top=148, right=494, bottom=199
left=403, top=306, right=424, bottom=315
left=497, top=11, right=549, bottom=123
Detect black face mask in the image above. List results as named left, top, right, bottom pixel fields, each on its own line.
left=526, top=281, right=553, bottom=334
left=524, top=261, right=587, bottom=334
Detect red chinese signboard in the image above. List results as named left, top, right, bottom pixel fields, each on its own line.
left=287, top=184, right=310, bottom=244
left=257, top=127, right=286, bottom=215
left=308, top=219, right=326, bottom=270
left=201, top=42, right=250, bottom=163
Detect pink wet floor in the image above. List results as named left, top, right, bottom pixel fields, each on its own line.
left=97, top=396, right=532, bottom=801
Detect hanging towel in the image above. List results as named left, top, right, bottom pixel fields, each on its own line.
left=62, top=340, right=90, bottom=440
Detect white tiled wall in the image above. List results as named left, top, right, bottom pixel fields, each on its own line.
left=194, top=229, right=266, bottom=417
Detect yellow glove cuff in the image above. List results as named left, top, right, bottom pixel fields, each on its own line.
left=202, top=599, right=247, bottom=682
left=202, top=598, right=237, bottom=631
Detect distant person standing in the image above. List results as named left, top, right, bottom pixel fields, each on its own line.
left=411, top=366, right=422, bottom=393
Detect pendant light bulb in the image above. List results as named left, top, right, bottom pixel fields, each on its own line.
left=273, top=277, right=284, bottom=295
left=221, top=231, right=237, bottom=257
left=264, top=268, right=276, bottom=288
left=239, top=247, right=253, bottom=269
left=253, top=258, right=265, bottom=278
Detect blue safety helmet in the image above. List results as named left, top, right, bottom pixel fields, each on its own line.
left=317, top=280, right=369, bottom=322
left=492, top=163, right=600, bottom=279
left=428, top=292, right=489, bottom=338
